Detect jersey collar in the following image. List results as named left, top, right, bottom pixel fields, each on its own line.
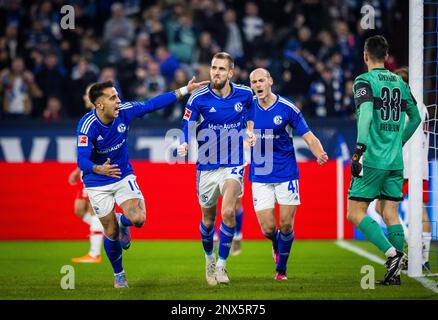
left=256, top=94, right=279, bottom=112
left=208, top=82, right=235, bottom=100
left=93, top=109, right=111, bottom=128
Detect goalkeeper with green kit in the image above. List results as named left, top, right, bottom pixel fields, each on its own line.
left=347, top=35, right=421, bottom=285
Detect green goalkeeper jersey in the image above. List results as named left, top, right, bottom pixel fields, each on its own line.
left=353, top=67, right=421, bottom=170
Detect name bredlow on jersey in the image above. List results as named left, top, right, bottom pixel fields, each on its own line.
left=380, top=123, right=400, bottom=132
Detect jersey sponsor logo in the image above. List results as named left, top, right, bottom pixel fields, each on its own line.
left=234, top=102, right=243, bottom=112
left=209, top=107, right=217, bottom=113
left=117, top=123, right=126, bottom=133
left=355, top=87, right=367, bottom=98
left=183, top=108, right=192, bottom=120
left=78, top=135, right=88, bottom=147
left=96, top=139, right=126, bottom=154
left=207, top=122, right=241, bottom=130
left=97, top=135, right=104, bottom=141
left=273, top=115, right=283, bottom=125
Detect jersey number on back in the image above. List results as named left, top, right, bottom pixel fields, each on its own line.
left=380, top=87, right=401, bottom=122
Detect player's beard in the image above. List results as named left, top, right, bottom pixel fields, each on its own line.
left=211, top=78, right=227, bottom=90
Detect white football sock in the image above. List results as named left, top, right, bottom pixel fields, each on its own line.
left=89, top=233, right=103, bottom=257
left=82, top=212, right=93, bottom=225
left=217, top=258, right=226, bottom=268
left=384, top=247, right=397, bottom=258
left=422, top=232, right=432, bottom=264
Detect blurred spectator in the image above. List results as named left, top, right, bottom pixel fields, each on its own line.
left=219, top=8, right=245, bottom=63
left=42, top=96, right=63, bottom=122
left=192, top=0, right=223, bottom=40
left=0, top=57, right=42, bottom=118
left=193, top=31, right=220, bottom=65
left=242, top=1, right=264, bottom=61
left=166, top=12, right=196, bottom=64
left=103, top=2, right=135, bottom=63
left=334, top=20, right=356, bottom=75
left=342, top=79, right=355, bottom=118
left=316, top=30, right=338, bottom=63
left=156, top=46, right=181, bottom=84
left=143, top=62, right=166, bottom=99
left=98, top=66, right=124, bottom=101
left=68, top=57, right=98, bottom=117
left=166, top=68, right=190, bottom=120
left=309, top=67, right=343, bottom=117
left=116, top=46, right=137, bottom=100
left=0, top=38, right=11, bottom=70
left=35, top=52, right=68, bottom=113
left=4, top=22, right=23, bottom=60
left=142, top=5, right=166, bottom=51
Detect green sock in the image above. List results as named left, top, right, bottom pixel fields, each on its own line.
left=387, top=224, right=404, bottom=252
left=358, top=216, right=393, bottom=254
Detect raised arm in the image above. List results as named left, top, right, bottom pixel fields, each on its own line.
left=302, top=131, right=328, bottom=165
left=132, top=77, right=209, bottom=118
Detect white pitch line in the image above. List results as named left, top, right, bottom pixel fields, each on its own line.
left=335, top=240, right=438, bottom=294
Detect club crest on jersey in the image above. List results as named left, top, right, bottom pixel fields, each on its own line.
left=273, top=115, right=283, bottom=125
left=183, top=108, right=192, bottom=120
left=117, top=123, right=126, bottom=133
left=78, top=135, right=88, bottom=147
left=234, top=102, right=243, bottom=112
left=200, top=194, right=209, bottom=203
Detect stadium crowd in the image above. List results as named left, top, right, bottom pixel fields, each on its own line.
left=0, top=0, right=403, bottom=122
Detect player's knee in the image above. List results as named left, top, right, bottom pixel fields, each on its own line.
left=262, top=225, right=276, bottom=237
left=103, top=225, right=119, bottom=240
left=221, top=207, right=235, bottom=225
left=131, top=211, right=146, bottom=228
left=346, top=209, right=357, bottom=225
left=279, top=223, right=292, bottom=234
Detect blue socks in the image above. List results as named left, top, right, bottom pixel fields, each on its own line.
left=200, top=221, right=215, bottom=255
left=218, top=222, right=235, bottom=260
left=120, top=214, right=133, bottom=227
left=264, top=228, right=279, bottom=253
left=276, top=230, right=294, bottom=274
left=103, top=236, right=123, bottom=274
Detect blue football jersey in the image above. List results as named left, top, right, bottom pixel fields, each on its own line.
left=77, top=91, right=177, bottom=187
left=182, top=83, right=253, bottom=171
left=249, top=95, right=310, bottom=183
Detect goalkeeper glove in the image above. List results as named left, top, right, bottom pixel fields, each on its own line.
left=351, top=143, right=366, bottom=178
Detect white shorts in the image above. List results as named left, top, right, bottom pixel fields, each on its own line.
left=197, top=165, right=245, bottom=208
left=252, top=179, right=300, bottom=212
left=86, top=175, right=144, bottom=218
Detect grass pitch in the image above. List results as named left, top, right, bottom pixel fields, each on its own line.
left=0, top=240, right=436, bottom=300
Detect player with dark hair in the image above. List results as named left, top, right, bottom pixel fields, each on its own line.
left=69, top=83, right=104, bottom=263
left=178, top=52, right=256, bottom=285
left=347, top=35, right=421, bottom=285
left=248, top=68, right=328, bottom=280
left=77, top=77, right=208, bottom=288
left=374, top=66, right=432, bottom=279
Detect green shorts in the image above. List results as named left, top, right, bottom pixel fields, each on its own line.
left=348, top=166, right=403, bottom=202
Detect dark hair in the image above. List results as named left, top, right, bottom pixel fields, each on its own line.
left=212, top=52, right=234, bottom=69
left=364, top=35, right=389, bottom=62
left=88, top=81, right=114, bottom=105
left=394, top=66, right=409, bottom=83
